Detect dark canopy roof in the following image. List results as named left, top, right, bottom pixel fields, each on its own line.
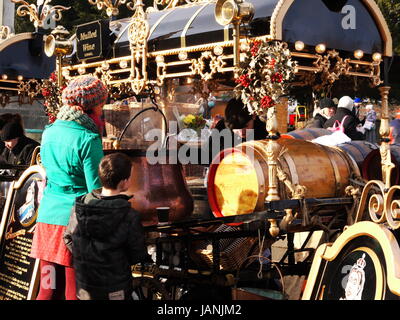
left=0, top=33, right=55, bottom=79
left=110, top=0, right=391, bottom=58
left=282, top=0, right=383, bottom=55
left=112, top=0, right=278, bottom=56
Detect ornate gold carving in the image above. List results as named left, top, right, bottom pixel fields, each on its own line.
left=379, top=86, right=393, bottom=189
left=345, top=185, right=361, bottom=198
left=268, top=219, right=279, bottom=237
left=128, top=0, right=150, bottom=95
left=350, top=87, right=400, bottom=228
left=12, top=0, right=70, bottom=29
left=276, top=164, right=307, bottom=200
left=190, top=51, right=227, bottom=81
left=17, top=79, right=41, bottom=104
left=320, top=50, right=348, bottom=84
left=88, top=0, right=134, bottom=16
left=265, top=107, right=280, bottom=202
left=380, top=142, right=395, bottom=189
left=0, top=26, right=11, bottom=40
left=292, top=50, right=382, bottom=88
left=353, top=180, right=400, bottom=230
left=59, top=33, right=381, bottom=98
left=302, top=221, right=400, bottom=299
left=265, top=142, right=280, bottom=201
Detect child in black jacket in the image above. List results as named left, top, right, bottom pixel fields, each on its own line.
left=64, top=152, right=149, bottom=300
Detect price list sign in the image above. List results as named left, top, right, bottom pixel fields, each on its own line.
left=0, top=166, right=46, bottom=300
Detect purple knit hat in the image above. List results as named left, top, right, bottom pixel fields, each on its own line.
left=62, top=75, right=108, bottom=112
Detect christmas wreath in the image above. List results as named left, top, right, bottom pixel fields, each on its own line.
left=41, top=72, right=65, bottom=123
left=235, top=40, right=297, bottom=121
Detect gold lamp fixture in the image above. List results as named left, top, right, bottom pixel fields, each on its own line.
left=215, top=0, right=254, bottom=26
left=214, top=0, right=254, bottom=76
left=12, top=0, right=70, bottom=29
left=88, top=0, right=134, bottom=16
left=44, top=26, right=73, bottom=57
left=44, top=26, right=73, bottom=87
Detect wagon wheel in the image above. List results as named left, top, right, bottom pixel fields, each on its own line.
left=132, top=277, right=171, bottom=300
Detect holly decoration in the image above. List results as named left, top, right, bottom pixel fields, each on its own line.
left=235, top=40, right=297, bottom=121
left=41, top=72, right=65, bottom=123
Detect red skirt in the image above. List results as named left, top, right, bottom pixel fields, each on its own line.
left=30, top=222, right=72, bottom=267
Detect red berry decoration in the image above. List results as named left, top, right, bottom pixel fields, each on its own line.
left=234, top=40, right=297, bottom=121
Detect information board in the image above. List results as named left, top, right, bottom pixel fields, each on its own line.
left=0, top=165, right=46, bottom=300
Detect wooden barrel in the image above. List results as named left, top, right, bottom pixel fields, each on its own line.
left=281, top=128, right=332, bottom=140
left=362, top=144, right=400, bottom=185
left=207, top=138, right=358, bottom=217
left=336, top=141, right=379, bottom=173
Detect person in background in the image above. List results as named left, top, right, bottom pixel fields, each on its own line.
left=323, top=96, right=365, bottom=141
left=205, top=98, right=268, bottom=163
left=0, top=113, right=31, bottom=210
left=0, top=121, right=39, bottom=166
left=64, top=152, right=150, bottom=300
left=30, top=75, right=108, bottom=300
left=307, top=97, right=337, bottom=128
left=202, top=94, right=216, bottom=120
left=389, top=109, right=400, bottom=145
left=0, top=113, right=23, bottom=130
left=363, top=104, right=377, bottom=144
left=353, top=97, right=363, bottom=121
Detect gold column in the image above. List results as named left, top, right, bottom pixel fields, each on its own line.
left=232, top=22, right=240, bottom=78
left=265, top=106, right=281, bottom=237
left=56, top=55, right=63, bottom=88
left=378, top=86, right=393, bottom=189
left=128, top=0, right=149, bottom=95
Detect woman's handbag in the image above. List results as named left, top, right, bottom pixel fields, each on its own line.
left=327, top=115, right=349, bottom=133
left=312, top=116, right=351, bottom=146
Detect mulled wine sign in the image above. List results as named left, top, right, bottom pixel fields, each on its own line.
left=0, top=165, right=46, bottom=300
left=76, top=20, right=111, bottom=61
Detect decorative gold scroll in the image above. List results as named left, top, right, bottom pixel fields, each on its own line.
left=0, top=26, right=11, bottom=41
left=353, top=180, right=400, bottom=230
left=379, top=86, right=393, bottom=189
left=292, top=49, right=382, bottom=89
left=88, top=0, right=134, bottom=16
left=58, top=36, right=382, bottom=100
left=12, top=0, right=70, bottom=29
left=128, top=0, right=150, bottom=95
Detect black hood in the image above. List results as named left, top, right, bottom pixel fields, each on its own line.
left=74, top=190, right=132, bottom=240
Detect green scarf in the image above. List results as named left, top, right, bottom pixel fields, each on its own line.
left=56, top=105, right=99, bottom=134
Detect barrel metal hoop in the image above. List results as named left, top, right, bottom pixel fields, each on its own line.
left=316, top=145, right=342, bottom=197
left=281, top=152, right=299, bottom=186
left=332, top=145, right=361, bottom=177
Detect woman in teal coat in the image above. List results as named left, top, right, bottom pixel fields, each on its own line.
left=30, top=75, right=108, bottom=300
